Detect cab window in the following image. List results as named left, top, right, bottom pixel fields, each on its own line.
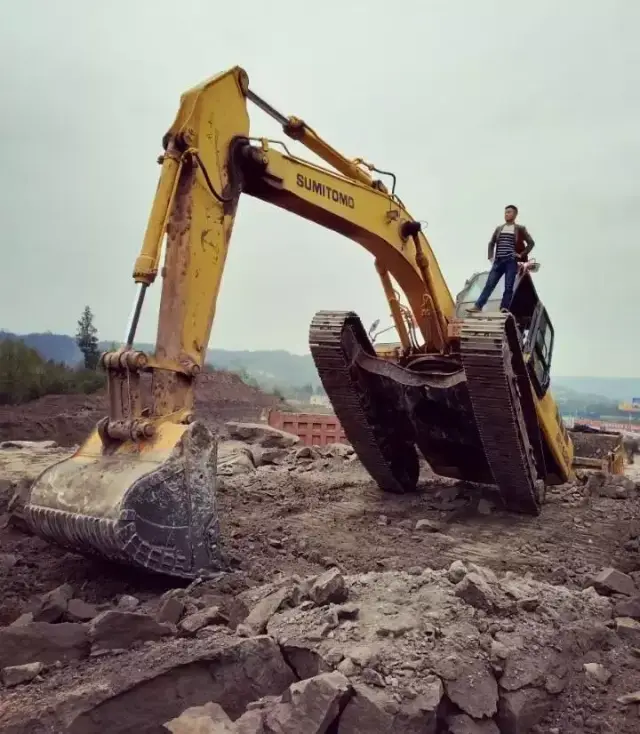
left=529, top=307, right=554, bottom=395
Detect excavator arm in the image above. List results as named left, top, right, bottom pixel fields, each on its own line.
left=128, top=65, right=453, bottom=406
left=19, top=66, right=457, bottom=579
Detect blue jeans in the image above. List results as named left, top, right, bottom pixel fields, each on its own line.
left=475, top=256, right=518, bottom=311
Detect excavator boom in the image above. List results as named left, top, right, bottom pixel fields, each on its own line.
left=19, top=66, right=584, bottom=579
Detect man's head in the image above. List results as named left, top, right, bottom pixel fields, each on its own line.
left=504, top=205, right=518, bottom=223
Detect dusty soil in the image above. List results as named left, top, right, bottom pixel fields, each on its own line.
left=0, top=427, right=640, bottom=731
left=0, top=369, right=283, bottom=446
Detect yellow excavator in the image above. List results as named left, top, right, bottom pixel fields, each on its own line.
left=19, top=66, right=620, bottom=578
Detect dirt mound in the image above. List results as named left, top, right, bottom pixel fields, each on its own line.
left=0, top=369, right=283, bottom=446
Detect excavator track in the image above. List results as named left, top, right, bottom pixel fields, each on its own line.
left=460, top=313, right=544, bottom=514
left=309, top=310, right=419, bottom=494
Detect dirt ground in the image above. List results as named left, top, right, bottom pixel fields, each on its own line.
left=1, top=410, right=640, bottom=731
left=0, top=369, right=283, bottom=446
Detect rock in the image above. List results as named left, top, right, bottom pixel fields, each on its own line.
left=0, top=622, right=88, bottom=668
left=591, top=567, right=637, bottom=597
left=324, top=443, right=353, bottom=459
left=309, top=569, right=348, bottom=606
left=337, top=658, right=357, bottom=677
left=617, top=690, right=640, bottom=704
left=180, top=606, right=224, bottom=636
left=499, top=650, right=555, bottom=691
left=517, top=597, right=540, bottom=612
left=614, top=596, right=640, bottom=619
left=264, top=671, right=351, bottom=734
left=615, top=616, right=640, bottom=646
left=454, top=573, right=496, bottom=611
left=88, top=611, right=173, bottom=651
left=295, top=446, right=317, bottom=460
left=235, top=709, right=267, bottom=734
left=226, top=422, right=300, bottom=449
left=337, top=680, right=443, bottom=734
left=245, top=587, right=291, bottom=635
left=0, top=552, right=18, bottom=571
left=0, top=635, right=296, bottom=733
left=157, top=596, right=186, bottom=625
left=33, top=583, right=73, bottom=623
left=447, top=713, right=500, bottom=734
left=443, top=661, right=498, bottom=719
left=279, top=641, right=331, bottom=680
left=258, top=448, right=289, bottom=466
left=375, top=614, right=417, bottom=638
left=362, top=668, right=386, bottom=687
left=497, top=688, right=554, bottom=734
left=66, top=599, right=99, bottom=622
left=164, top=702, right=235, bottom=733
left=10, top=613, right=34, bottom=627
left=219, top=442, right=256, bottom=476
left=477, top=498, right=493, bottom=515
left=336, top=603, right=359, bottom=620
left=583, top=662, right=612, bottom=684
left=448, top=560, right=468, bottom=584
left=1, top=662, right=44, bottom=688
left=415, top=519, right=440, bottom=532
left=117, top=594, right=141, bottom=611
left=468, top=564, right=498, bottom=584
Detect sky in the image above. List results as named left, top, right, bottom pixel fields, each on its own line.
left=0, top=1, right=638, bottom=377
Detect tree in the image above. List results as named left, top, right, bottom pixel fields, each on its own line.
left=76, top=306, right=100, bottom=370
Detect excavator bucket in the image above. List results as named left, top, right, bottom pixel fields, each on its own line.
left=569, top=424, right=625, bottom=475
left=18, top=420, right=224, bottom=579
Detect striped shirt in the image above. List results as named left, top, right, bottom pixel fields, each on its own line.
left=494, top=224, right=516, bottom=258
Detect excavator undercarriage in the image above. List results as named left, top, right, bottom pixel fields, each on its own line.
left=310, top=310, right=545, bottom=515
left=14, top=65, right=625, bottom=579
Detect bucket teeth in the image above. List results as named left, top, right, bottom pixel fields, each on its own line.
left=21, top=421, right=225, bottom=579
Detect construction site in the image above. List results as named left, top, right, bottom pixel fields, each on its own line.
left=1, top=60, right=640, bottom=734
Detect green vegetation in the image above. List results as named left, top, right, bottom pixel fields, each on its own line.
left=76, top=306, right=101, bottom=370
left=0, top=339, right=104, bottom=405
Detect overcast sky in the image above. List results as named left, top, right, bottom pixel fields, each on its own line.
left=0, top=1, right=638, bottom=377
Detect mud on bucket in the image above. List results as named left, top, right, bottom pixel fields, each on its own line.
left=18, top=420, right=224, bottom=579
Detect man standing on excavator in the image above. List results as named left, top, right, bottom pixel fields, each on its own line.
left=466, top=205, right=535, bottom=314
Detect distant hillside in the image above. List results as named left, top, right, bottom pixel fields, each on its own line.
left=2, top=330, right=638, bottom=402
left=0, top=330, right=321, bottom=390
left=553, top=377, right=640, bottom=403
left=0, top=331, right=81, bottom=365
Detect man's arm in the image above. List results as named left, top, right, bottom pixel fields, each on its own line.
left=487, top=227, right=498, bottom=260
left=521, top=226, right=535, bottom=256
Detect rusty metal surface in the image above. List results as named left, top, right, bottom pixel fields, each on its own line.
left=22, top=421, right=224, bottom=579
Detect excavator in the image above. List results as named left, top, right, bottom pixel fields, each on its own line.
left=17, top=66, right=623, bottom=579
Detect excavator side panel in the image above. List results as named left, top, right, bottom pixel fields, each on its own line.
left=531, top=390, right=574, bottom=484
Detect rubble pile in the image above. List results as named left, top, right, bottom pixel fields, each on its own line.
left=218, top=420, right=357, bottom=477
left=0, top=560, right=639, bottom=733
left=1, top=426, right=640, bottom=732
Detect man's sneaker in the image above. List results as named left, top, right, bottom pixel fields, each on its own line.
left=465, top=305, right=481, bottom=314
